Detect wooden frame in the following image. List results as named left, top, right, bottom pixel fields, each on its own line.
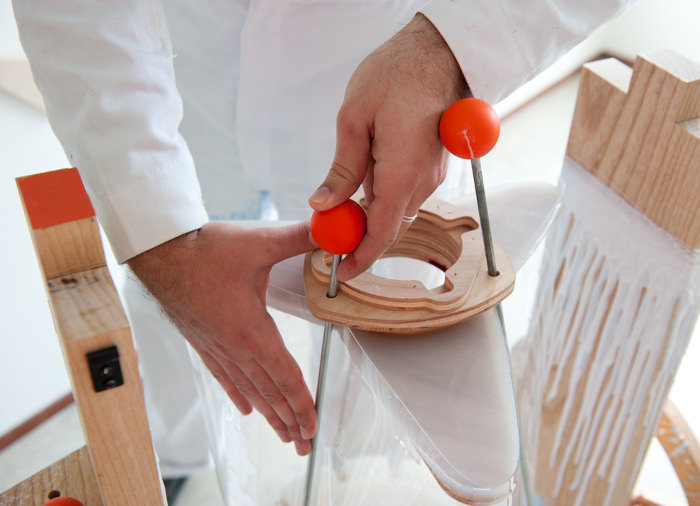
left=2, top=168, right=166, bottom=505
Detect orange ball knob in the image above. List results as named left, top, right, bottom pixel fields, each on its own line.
left=439, top=97, right=500, bottom=159
left=43, top=497, right=84, bottom=506
left=310, top=200, right=367, bottom=255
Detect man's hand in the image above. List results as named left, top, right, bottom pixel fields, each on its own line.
left=308, top=13, right=467, bottom=281
left=128, top=221, right=317, bottom=455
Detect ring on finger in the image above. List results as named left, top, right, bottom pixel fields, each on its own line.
left=401, top=214, right=418, bottom=224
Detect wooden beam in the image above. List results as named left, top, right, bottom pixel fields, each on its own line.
left=16, top=168, right=166, bottom=506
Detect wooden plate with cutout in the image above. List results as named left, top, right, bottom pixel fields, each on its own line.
left=304, top=197, right=515, bottom=334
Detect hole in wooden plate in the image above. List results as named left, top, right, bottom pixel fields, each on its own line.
left=369, top=257, right=446, bottom=290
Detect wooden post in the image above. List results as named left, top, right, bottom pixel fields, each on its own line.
left=15, top=168, right=166, bottom=506
left=513, top=49, right=700, bottom=506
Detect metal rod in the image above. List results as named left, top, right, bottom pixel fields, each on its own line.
left=471, top=158, right=499, bottom=277
left=327, top=254, right=340, bottom=298
left=302, top=253, right=341, bottom=506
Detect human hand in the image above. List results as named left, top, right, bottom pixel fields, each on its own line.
left=308, top=13, right=466, bottom=281
left=127, top=221, right=317, bottom=455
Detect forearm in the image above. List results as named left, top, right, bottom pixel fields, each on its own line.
left=395, top=14, right=469, bottom=100
left=14, top=0, right=208, bottom=263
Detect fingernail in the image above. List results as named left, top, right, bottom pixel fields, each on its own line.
left=276, top=429, right=291, bottom=443
left=294, top=440, right=310, bottom=456
left=301, top=425, right=315, bottom=440
left=336, top=257, right=356, bottom=282
left=309, top=186, right=330, bottom=204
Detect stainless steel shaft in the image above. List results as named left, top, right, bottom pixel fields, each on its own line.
left=302, top=253, right=341, bottom=506
left=471, top=158, right=499, bottom=277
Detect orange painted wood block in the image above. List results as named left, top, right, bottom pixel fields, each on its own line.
left=17, top=168, right=94, bottom=229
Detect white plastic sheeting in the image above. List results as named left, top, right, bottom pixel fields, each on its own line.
left=190, top=183, right=562, bottom=505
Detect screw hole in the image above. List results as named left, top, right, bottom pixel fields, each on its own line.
left=48, top=490, right=61, bottom=499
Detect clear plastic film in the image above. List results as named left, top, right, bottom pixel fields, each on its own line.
left=190, top=183, right=563, bottom=505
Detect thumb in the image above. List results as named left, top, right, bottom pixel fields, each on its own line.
left=262, top=221, right=316, bottom=263
left=309, top=110, right=371, bottom=211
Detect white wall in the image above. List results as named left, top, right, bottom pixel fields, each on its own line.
left=497, top=0, right=700, bottom=115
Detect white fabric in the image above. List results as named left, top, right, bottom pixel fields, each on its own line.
left=421, top=0, right=632, bottom=103
left=13, top=0, right=632, bottom=263
left=13, top=0, right=632, bottom=478
left=118, top=269, right=212, bottom=477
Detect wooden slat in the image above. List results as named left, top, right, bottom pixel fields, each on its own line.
left=0, top=393, right=74, bottom=452
left=16, top=169, right=166, bottom=506
left=0, top=446, right=101, bottom=505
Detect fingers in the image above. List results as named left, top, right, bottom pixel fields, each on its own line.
left=261, top=221, right=316, bottom=264
left=198, top=348, right=253, bottom=415
left=185, top=295, right=315, bottom=455
left=334, top=118, right=449, bottom=281
left=309, top=105, right=372, bottom=211
left=337, top=190, right=420, bottom=281
left=231, top=356, right=313, bottom=451
left=198, top=334, right=315, bottom=455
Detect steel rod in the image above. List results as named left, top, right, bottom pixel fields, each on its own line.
left=302, top=253, right=341, bottom=506
left=471, top=158, right=499, bottom=277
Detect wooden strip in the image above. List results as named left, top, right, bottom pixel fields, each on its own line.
left=0, top=393, right=74, bottom=452
left=0, top=446, right=102, bottom=505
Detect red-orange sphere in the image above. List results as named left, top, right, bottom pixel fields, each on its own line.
left=310, top=200, right=367, bottom=255
left=439, top=97, right=500, bottom=159
left=42, top=497, right=84, bottom=506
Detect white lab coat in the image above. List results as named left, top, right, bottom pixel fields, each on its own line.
left=14, top=0, right=632, bottom=477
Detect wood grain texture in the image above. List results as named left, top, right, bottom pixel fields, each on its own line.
left=567, top=49, right=700, bottom=248
left=304, top=197, right=514, bottom=334
left=30, top=219, right=106, bottom=279
left=0, top=447, right=101, bottom=505
left=513, top=50, right=700, bottom=506
left=17, top=169, right=105, bottom=279
left=16, top=170, right=166, bottom=506
left=657, top=400, right=700, bottom=505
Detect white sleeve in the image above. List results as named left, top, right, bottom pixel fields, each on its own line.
left=419, top=0, right=634, bottom=104
left=13, top=0, right=209, bottom=263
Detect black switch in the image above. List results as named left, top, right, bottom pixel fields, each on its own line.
left=87, top=345, right=124, bottom=392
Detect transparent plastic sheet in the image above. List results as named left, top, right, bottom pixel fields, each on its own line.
left=511, top=159, right=700, bottom=506
left=189, top=182, right=563, bottom=505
